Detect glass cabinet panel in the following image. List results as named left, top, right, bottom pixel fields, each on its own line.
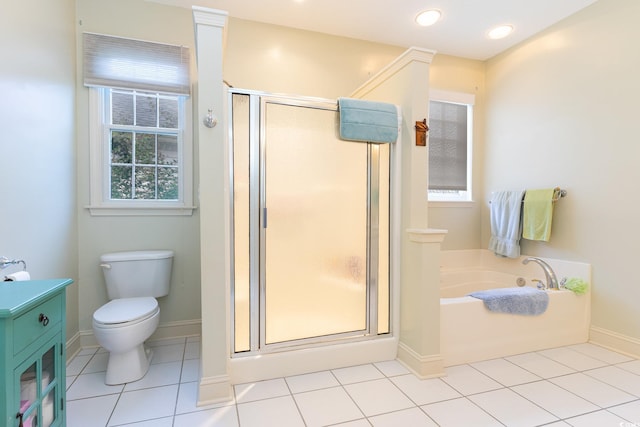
left=41, top=346, right=56, bottom=427
left=22, top=408, right=38, bottom=427
left=42, top=390, right=55, bottom=427
left=15, top=341, right=60, bottom=427
left=19, top=362, right=37, bottom=426
left=20, top=363, right=37, bottom=406
left=41, top=347, right=56, bottom=393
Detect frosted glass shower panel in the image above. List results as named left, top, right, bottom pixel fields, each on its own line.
left=263, top=102, right=368, bottom=344
left=378, top=144, right=390, bottom=335
left=232, top=93, right=251, bottom=353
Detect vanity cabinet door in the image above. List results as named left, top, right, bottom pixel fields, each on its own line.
left=14, top=335, right=63, bottom=427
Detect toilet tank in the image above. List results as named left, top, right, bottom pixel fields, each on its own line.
left=100, top=250, right=174, bottom=299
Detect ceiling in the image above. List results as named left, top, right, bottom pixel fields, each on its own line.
left=151, top=0, right=598, bottom=60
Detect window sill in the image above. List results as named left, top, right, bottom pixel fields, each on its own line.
left=428, top=200, right=475, bottom=208
left=86, top=205, right=197, bottom=216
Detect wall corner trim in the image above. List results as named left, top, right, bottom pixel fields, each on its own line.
left=198, top=374, right=233, bottom=406
left=351, top=47, right=437, bottom=99
left=397, top=342, right=445, bottom=379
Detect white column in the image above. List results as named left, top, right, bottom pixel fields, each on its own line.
left=192, top=6, right=232, bottom=405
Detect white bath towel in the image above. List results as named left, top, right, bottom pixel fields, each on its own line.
left=489, top=190, right=525, bottom=258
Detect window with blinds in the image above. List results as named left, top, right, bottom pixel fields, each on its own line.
left=428, top=97, right=473, bottom=202
left=84, top=33, right=194, bottom=216
left=83, top=32, right=190, bottom=95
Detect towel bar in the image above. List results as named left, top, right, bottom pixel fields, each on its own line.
left=0, top=257, right=27, bottom=271
left=489, top=188, right=566, bottom=204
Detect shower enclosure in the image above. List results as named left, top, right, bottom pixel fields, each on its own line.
left=230, top=90, right=391, bottom=355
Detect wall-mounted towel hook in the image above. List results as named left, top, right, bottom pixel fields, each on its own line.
left=549, top=187, right=567, bottom=202
left=415, top=119, right=428, bottom=146
left=203, top=108, right=217, bottom=128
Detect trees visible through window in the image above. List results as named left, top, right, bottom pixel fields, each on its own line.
left=108, top=90, right=180, bottom=200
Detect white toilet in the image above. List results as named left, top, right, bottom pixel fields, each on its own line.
left=92, top=250, right=174, bottom=385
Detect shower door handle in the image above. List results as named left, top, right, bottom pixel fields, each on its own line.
left=263, top=207, right=267, bottom=228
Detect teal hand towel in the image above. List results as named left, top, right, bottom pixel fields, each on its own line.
left=522, top=188, right=558, bottom=241
left=338, top=97, right=398, bottom=144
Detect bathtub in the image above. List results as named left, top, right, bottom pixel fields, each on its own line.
left=440, top=250, right=591, bottom=366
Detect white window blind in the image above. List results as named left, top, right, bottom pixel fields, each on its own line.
left=428, top=100, right=468, bottom=191
left=83, top=32, right=190, bottom=96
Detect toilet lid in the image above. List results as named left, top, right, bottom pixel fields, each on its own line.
left=93, top=297, right=158, bottom=325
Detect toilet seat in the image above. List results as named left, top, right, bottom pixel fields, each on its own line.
left=93, top=297, right=158, bottom=327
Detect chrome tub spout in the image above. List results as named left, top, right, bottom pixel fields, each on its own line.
left=522, top=257, right=559, bottom=290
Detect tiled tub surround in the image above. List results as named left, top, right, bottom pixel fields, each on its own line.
left=440, top=250, right=592, bottom=366
left=66, top=338, right=640, bottom=426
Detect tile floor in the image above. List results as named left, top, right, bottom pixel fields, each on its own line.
left=66, top=338, right=640, bottom=426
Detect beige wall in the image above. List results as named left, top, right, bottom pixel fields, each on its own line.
left=224, top=18, right=405, bottom=99
left=485, top=0, right=640, bottom=341
left=75, top=0, right=201, bottom=335
left=0, top=0, right=78, bottom=341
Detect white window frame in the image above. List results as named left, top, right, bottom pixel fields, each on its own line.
left=87, top=87, right=195, bottom=216
left=428, top=89, right=474, bottom=206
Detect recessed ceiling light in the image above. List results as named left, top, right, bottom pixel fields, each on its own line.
left=415, top=10, right=441, bottom=27
left=488, top=25, right=513, bottom=40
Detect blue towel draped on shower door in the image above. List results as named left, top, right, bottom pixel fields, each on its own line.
left=338, top=97, right=398, bottom=144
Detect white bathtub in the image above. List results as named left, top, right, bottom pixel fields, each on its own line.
left=440, top=250, right=591, bottom=366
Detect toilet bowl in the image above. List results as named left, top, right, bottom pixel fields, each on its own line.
left=93, top=297, right=160, bottom=385
left=92, top=249, right=173, bottom=385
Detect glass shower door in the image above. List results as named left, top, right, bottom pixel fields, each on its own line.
left=261, top=99, right=369, bottom=345
left=231, top=90, right=391, bottom=354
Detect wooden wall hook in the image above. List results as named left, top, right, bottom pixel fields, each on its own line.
left=415, top=119, right=428, bottom=146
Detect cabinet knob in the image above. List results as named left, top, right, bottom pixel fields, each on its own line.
left=39, top=313, right=49, bottom=326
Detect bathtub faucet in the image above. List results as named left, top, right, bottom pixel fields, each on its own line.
left=522, top=257, right=559, bottom=290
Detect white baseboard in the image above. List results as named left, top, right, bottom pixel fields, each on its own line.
left=397, top=342, right=445, bottom=379
left=589, top=326, right=640, bottom=359
left=75, top=319, right=202, bottom=350
left=66, top=331, right=83, bottom=362
left=149, top=319, right=202, bottom=341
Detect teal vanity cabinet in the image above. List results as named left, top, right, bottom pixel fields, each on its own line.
left=0, top=279, right=73, bottom=427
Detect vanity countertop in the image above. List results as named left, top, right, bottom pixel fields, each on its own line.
left=0, top=278, right=73, bottom=317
